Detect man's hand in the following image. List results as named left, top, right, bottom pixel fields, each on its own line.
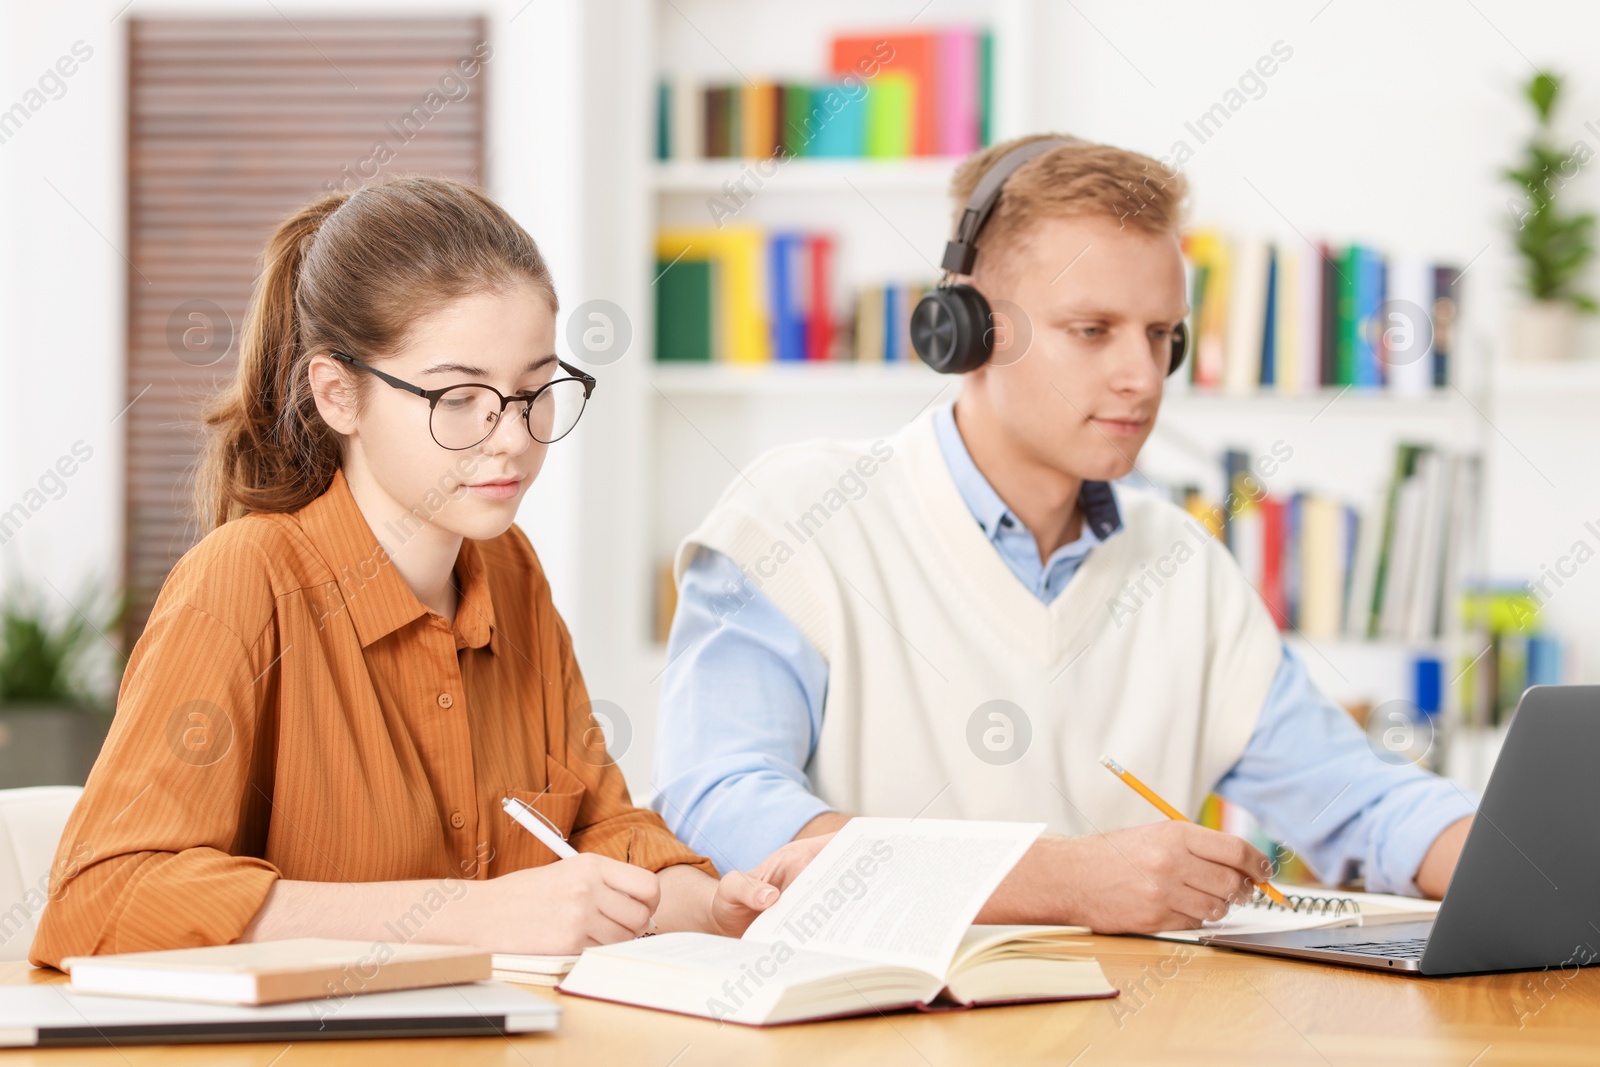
left=978, top=822, right=1272, bottom=933
left=1414, top=816, right=1472, bottom=899
left=705, top=833, right=835, bottom=937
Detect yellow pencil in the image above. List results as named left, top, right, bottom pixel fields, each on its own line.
left=1098, top=754, right=1291, bottom=909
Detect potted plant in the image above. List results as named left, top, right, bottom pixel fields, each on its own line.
left=0, top=580, right=123, bottom=788
left=1503, top=70, right=1596, bottom=362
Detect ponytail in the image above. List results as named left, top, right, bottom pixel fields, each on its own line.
left=195, top=192, right=348, bottom=531
left=193, top=177, right=557, bottom=533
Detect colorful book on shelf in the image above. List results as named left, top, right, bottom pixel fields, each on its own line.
left=806, top=82, right=866, bottom=157
left=657, top=228, right=770, bottom=363
left=769, top=233, right=810, bottom=363
left=658, top=26, right=996, bottom=163
left=807, top=235, right=836, bottom=360
left=1178, top=234, right=1458, bottom=394
left=855, top=284, right=885, bottom=362
left=654, top=257, right=715, bottom=363
left=830, top=33, right=937, bottom=156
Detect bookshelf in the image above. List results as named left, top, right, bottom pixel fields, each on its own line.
left=558, top=0, right=1508, bottom=796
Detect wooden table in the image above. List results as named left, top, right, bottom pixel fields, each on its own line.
left=5, top=935, right=1597, bottom=1066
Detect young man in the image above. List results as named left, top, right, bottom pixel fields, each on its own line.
left=652, top=135, right=1476, bottom=933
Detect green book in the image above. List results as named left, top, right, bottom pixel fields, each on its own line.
left=655, top=258, right=714, bottom=362
left=780, top=84, right=811, bottom=158
left=1367, top=443, right=1425, bottom=638
left=979, top=31, right=993, bottom=146
left=1335, top=244, right=1361, bottom=385
left=864, top=72, right=913, bottom=158
left=656, top=80, right=670, bottom=160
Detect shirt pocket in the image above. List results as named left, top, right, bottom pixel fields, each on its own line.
left=497, top=754, right=587, bottom=873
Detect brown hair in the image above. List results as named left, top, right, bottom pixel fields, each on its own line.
left=195, top=175, right=558, bottom=533
left=949, top=133, right=1188, bottom=274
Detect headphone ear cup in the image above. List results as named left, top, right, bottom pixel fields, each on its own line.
left=911, top=285, right=993, bottom=374
left=1168, top=320, right=1189, bottom=377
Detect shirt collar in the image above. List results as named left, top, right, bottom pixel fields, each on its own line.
left=931, top=401, right=1123, bottom=543
left=295, top=468, right=496, bottom=652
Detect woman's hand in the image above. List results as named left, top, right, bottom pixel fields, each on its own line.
left=705, top=833, right=837, bottom=937
left=473, top=854, right=661, bottom=954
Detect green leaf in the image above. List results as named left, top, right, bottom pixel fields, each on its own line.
left=1527, top=71, right=1562, bottom=124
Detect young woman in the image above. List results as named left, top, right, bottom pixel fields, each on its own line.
left=30, top=176, right=818, bottom=968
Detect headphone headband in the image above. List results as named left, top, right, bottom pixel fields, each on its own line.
left=941, top=137, right=1077, bottom=275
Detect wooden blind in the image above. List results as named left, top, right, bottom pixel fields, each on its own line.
left=126, top=17, right=487, bottom=642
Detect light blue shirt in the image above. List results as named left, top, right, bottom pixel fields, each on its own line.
left=653, top=403, right=1477, bottom=891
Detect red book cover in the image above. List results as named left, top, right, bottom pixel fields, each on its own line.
left=829, top=33, right=937, bottom=156
left=1259, top=497, right=1288, bottom=628
left=806, top=235, right=835, bottom=360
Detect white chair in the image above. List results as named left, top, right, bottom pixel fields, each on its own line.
left=0, top=786, right=83, bottom=963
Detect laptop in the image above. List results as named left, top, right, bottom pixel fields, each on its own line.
left=1204, top=685, right=1600, bottom=976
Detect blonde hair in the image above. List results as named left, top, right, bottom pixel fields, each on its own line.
left=948, top=133, right=1187, bottom=271
left=195, top=176, right=558, bottom=533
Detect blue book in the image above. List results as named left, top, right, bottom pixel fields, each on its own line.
left=1284, top=492, right=1302, bottom=627
left=1260, top=248, right=1277, bottom=387
left=1353, top=247, right=1385, bottom=387
left=807, top=82, right=867, bottom=158
left=768, top=234, right=807, bottom=362
left=884, top=285, right=903, bottom=361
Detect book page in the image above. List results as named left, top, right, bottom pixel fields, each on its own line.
left=1151, top=903, right=1357, bottom=943
left=742, top=817, right=1044, bottom=975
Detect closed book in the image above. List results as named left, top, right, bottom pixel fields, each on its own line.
left=1384, top=255, right=1435, bottom=395
left=1223, top=237, right=1269, bottom=394
left=884, top=284, right=905, bottom=361
left=1335, top=245, right=1361, bottom=385
left=768, top=233, right=809, bottom=362
left=1259, top=495, right=1287, bottom=627
left=670, top=74, right=702, bottom=161
left=1274, top=245, right=1298, bottom=394
left=704, top=86, right=729, bottom=157
left=864, top=71, right=915, bottom=157
left=1353, top=247, right=1386, bottom=387
left=807, top=82, right=866, bottom=157
left=1260, top=247, right=1278, bottom=388
left=656, top=257, right=714, bottom=362
left=1433, top=265, right=1461, bottom=387
left=658, top=227, right=770, bottom=362
left=740, top=82, right=775, bottom=158
left=655, top=80, right=670, bottom=160
left=64, top=939, right=489, bottom=1007
left=806, top=234, right=836, bottom=360
left=937, top=28, right=981, bottom=155
left=978, top=31, right=994, bottom=145
left=1319, top=242, right=1339, bottom=386
left=778, top=84, right=811, bottom=157
left=855, top=284, right=885, bottom=362
left=830, top=33, right=937, bottom=155
left=1299, top=496, right=1345, bottom=640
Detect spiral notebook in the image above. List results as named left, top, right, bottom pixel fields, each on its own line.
left=1149, top=887, right=1441, bottom=944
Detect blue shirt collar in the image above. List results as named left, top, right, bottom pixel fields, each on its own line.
left=931, top=402, right=1123, bottom=544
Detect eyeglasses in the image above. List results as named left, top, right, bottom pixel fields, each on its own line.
left=330, top=352, right=596, bottom=449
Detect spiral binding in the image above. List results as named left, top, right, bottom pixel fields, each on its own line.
left=1248, top=889, right=1361, bottom=917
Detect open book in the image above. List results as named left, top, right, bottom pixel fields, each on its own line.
left=559, top=818, right=1118, bottom=1026
left=1151, top=887, right=1443, bottom=944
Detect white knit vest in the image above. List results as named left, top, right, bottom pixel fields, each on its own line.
left=676, top=410, right=1283, bottom=834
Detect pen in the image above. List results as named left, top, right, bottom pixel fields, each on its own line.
left=1097, top=754, right=1291, bottom=909
left=500, top=796, right=656, bottom=929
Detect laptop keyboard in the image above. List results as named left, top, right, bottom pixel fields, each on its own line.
left=1304, top=937, right=1429, bottom=960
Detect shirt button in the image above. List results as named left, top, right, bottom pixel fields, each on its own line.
left=450, top=811, right=466, bottom=829
left=437, top=692, right=454, bottom=709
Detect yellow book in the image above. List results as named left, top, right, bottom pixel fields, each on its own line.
left=656, top=228, right=771, bottom=363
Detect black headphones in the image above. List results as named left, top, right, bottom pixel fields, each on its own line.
left=909, top=137, right=1189, bottom=377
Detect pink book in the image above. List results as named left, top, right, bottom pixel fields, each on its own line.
left=937, top=29, right=980, bottom=156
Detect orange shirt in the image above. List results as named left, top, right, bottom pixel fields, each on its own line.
left=30, top=469, right=711, bottom=969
